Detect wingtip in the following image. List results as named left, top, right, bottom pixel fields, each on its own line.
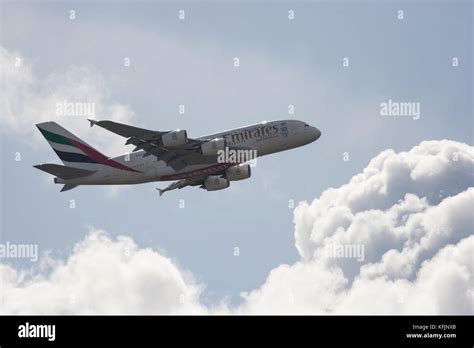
left=87, top=118, right=97, bottom=127
left=156, top=188, right=164, bottom=196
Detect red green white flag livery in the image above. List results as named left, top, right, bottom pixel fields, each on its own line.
left=36, top=122, right=140, bottom=172
left=34, top=119, right=321, bottom=194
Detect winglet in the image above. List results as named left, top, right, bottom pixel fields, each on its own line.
left=87, top=118, right=98, bottom=127
left=156, top=188, right=165, bottom=196
left=61, top=184, right=78, bottom=192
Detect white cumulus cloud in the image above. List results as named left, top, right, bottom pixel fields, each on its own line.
left=0, top=46, right=134, bottom=156
left=239, top=140, right=474, bottom=314
left=0, top=229, right=211, bottom=314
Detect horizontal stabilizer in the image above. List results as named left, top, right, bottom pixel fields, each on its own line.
left=34, top=164, right=96, bottom=179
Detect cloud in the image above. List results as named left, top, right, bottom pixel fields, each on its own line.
left=0, top=229, right=211, bottom=314
left=238, top=140, right=474, bottom=314
left=294, top=140, right=473, bottom=261
left=239, top=194, right=473, bottom=314
left=0, top=46, right=134, bottom=156
left=0, top=141, right=472, bottom=314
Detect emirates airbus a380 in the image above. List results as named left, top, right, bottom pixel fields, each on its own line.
left=34, top=119, right=321, bottom=195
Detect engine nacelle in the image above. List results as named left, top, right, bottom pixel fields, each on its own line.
left=225, top=164, right=251, bottom=181
left=204, top=176, right=230, bottom=191
left=201, top=138, right=226, bottom=156
left=162, top=130, right=187, bottom=147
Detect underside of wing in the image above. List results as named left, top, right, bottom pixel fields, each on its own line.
left=156, top=163, right=238, bottom=195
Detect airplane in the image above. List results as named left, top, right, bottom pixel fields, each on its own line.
left=34, top=119, right=321, bottom=195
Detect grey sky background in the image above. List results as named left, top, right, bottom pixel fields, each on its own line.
left=1, top=0, right=472, bottom=307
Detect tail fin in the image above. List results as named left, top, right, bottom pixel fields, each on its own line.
left=36, top=122, right=109, bottom=169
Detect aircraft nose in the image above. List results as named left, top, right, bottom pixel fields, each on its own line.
left=303, top=124, right=321, bottom=142
left=313, top=127, right=321, bottom=141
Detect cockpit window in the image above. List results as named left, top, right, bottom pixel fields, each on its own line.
left=304, top=124, right=310, bottom=128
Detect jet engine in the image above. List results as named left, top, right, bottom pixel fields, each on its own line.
left=204, top=176, right=230, bottom=191
left=225, top=164, right=251, bottom=181
left=162, top=130, right=187, bottom=147
left=201, top=138, right=226, bottom=156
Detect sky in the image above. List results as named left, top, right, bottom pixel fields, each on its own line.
left=0, top=0, right=472, bottom=313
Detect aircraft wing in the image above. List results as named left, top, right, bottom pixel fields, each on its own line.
left=156, top=157, right=243, bottom=196
left=156, top=176, right=207, bottom=196
left=88, top=119, right=216, bottom=171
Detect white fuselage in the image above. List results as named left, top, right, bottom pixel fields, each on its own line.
left=59, top=120, right=321, bottom=186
